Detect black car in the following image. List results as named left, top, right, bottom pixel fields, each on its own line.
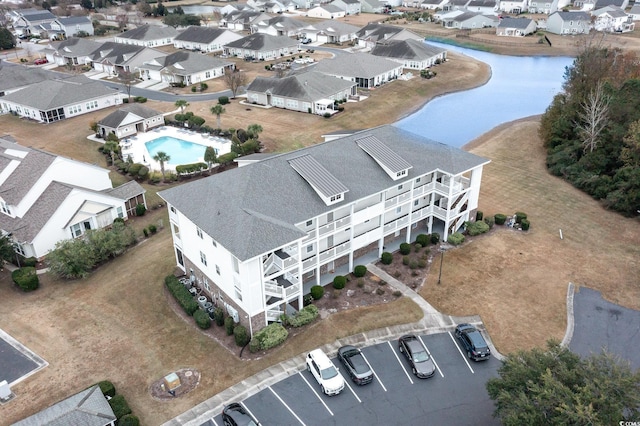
left=337, top=345, right=374, bottom=385
left=398, top=334, right=436, bottom=379
left=455, top=323, right=491, bottom=361
left=222, top=402, right=260, bottom=426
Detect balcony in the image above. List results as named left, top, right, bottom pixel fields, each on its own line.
left=264, top=276, right=301, bottom=303
left=263, top=249, right=298, bottom=276
left=318, top=215, right=351, bottom=237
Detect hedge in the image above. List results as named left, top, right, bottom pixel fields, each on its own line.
left=108, top=394, right=132, bottom=419
left=353, top=265, right=367, bottom=278
left=415, top=234, right=430, bottom=246
left=466, top=220, right=490, bottom=236
left=399, top=243, right=411, bottom=255
left=213, top=307, right=225, bottom=326
left=97, top=380, right=116, bottom=398
left=430, top=233, right=440, bottom=244
left=448, top=232, right=465, bottom=246
left=484, top=216, right=495, bottom=228
left=234, top=325, right=250, bottom=346
left=194, top=309, right=211, bottom=329
left=164, top=275, right=198, bottom=316
left=11, top=267, right=39, bottom=292
left=249, top=323, right=288, bottom=352
left=286, top=305, right=318, bottom=328
left=175, top=162, right=207, bottom=175
left=310, top=285, right=324, bottom=300
left=333, top=275, right=346, bottom=289
left=515, top=212, right=528, bottom=224
left=21, top=257, right=37, bottom=267
left=119, top=414, right=140, bottom=426
left=381, top=252, right=393, bottom=265
left=521, top=218, right=531, bottom=231
left=218, top=96, right=229, bottom=105
left=494, top=213, right=507, bottom=225
left=225, top=316, right=234, bottom=335
left=476, top=210, right=484, bottom=221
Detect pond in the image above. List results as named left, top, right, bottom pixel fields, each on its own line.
left=395, top=42, right=575, bottom=148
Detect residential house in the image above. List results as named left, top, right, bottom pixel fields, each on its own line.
left=528, top=0, right=571, bottom=14
left=219, top=10, right=272, bottom=31
left=331, top=0, right=363, bottom=15
left=224, top=33, right=300, bottom=60
left=173, top=27, right=244, bottom=53
left=370, top=39, right=447, bottom=69
left=0, top=75, right=121, bottom=123
left=301, top=20, right=360, bottom=43
left=251, top=15, right=307, bottom=37
left=417, top=0, right=450, bottom=10
left=247, top=0, right=297, bottom=12
left=312, top=52, right=403, bottom=88
left=307, top=4, right=347, bottom=19
left=0, top=137, right=145, bottom=260
left=629, top=4, right=640, bottom=21
left=575, top=0, right=629, bottom=11
left=0, top=66, right=69, bottom=97
left=443, top=0, right=471, bottom=11
left=246, top=71, right=356, bottom=114
left=496, top=17, right=537, bottom=35
left=47, top=16, right=94, bottom=38
left=355, top=23, right=423, bottom=49
left=44, top=37, right=102, bottom=66
left=466, top=0, right=499, bottom=14
left=546, top=11, right=591, bottom=33
left=13, top=385, right=116, bottom=426
left=114, top=24, right=178, bottom=47
left=138, top=51, right=234, bottom=86
left=90, top=42, right=167, bottom=76
left=591, top=6, right=634, bottom=32
left=498, top=0, right=528, bottom=13
left=291, top=0, right=314, bottom=8
left=441, top=11, right=499, bottom=28
left=11, top=8, right=57, bottom=37
left=434, top=8, right=466, bottom=21
left=97, top=104, right=165, bottom=139
left=159, top=125, right=489, bottom=336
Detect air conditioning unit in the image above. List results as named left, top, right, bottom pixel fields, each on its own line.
left=226, top=304, right=240, bottom=323
left=0, top=380, right=14, bottom=403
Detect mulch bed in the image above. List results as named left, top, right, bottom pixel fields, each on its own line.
left=149, top=368, right=201, bottom=401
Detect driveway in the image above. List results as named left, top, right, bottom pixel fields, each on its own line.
left=570, top=287, right=640, bottom=370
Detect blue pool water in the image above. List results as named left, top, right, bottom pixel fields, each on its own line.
left=145, top=136, right=207, bottom=165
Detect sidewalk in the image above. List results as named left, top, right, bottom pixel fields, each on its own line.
left=163, top=263, right=503, bottom=426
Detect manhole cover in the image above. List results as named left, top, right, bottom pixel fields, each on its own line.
left=185, top=371, right=193, bottom=377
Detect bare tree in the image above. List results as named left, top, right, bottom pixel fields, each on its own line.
left=576, top=81, right=610, bottom=153
left=119, top=70, right=136, bottom=101
left=223, top=69, right=248, bottom=98
left=116, top=13, right=129, bottom=31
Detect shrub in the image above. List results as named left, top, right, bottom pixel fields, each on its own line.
left=134, top=96, right=147, bottom=103
left=409, top=260, right=418, bottom=269
left=494, top=213, right=507, bottom=225
left=135, top=203, right=146, bottom=217
left=521, top=218, right=531, bottom=231
left=357, top=279, right=364, bottom=288
left=323, top=112, right=331, bottom=118
left=175, top=162, right=207, bottom=175
left=194, top=309, right=211, bottom=329
left=218, top=96, right=229, bottom=105
left=224, top=316, right=235, bottom=335
left=249, top=323, right=288, bottom=352
left=418, top=259, right=427, bottom=268
left=287, top=305, right=319, bottom=327
left=415, top=234, right=430, bottom=246
left=515, top=212, right=528, bottom=224
left=11, top=267, right=39, bottom=292
left=108, top=394, right=132, bottom=419
left=402, top=256, right=410, bottom=265
left=414, top=243, right=422, bottom=252
left=381, top=252, right=393, bottom=264
left=399, top=242, right=411, bottom=255
left=119, top=414, right=140, bottom=426
left=22, top=257, right=37, bottom=267
left=303, top=294, right=313, bottom=306
left=191, top=86, right=197, bottom=92
left=448, top=232, right=465, bottom=245
left=234, top=325, right=250, bottom=346
left=113, top=217, right=125, bottom=225
left=148, top=224, right=157, bottom=234
left=466, top=220, right=490, bottom=236
left=430, top=233, right=440, bottom=244
left=128, top=163, right=142, bottom=176
left=310, top=285, right=324, bottom=300
left=393, top=290, right=402, bottom=297
left=213, top=307, right=225, bottom=326
left=143, top=228, right=149, bottom=238
left=476, top=210, right=484, bottom=221
left=97, top=380, right=116, bottom=398
left=333, top=275, right=346, bottom=289
left=484, top=216, right=495, bottom=228
left=353, top=265, right=367, bottom=277
left=164, top=275, right=199, bottom=315
left=376, top=287, right=385, bottom=295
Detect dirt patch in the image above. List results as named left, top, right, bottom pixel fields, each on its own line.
left=150, top=368, right=201, bottom=401
left=377, top=245, right=435, bottom=291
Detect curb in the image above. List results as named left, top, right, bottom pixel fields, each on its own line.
left=560, top=282, right=575, bottom=347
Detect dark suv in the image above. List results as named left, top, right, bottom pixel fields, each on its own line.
left=455, top=324, right=491, bottom=361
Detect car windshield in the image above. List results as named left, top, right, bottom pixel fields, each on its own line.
left=321, top=366, right=338, bottom=380
left=413, top=350, right=430, bottom=363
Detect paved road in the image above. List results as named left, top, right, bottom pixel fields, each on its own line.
left=570, top=287, right=640, bottom=370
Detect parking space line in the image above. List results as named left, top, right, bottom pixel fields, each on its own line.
left=209, top=418, right=219, bottom=426
left=342, top=377, right=362, bottom=403
left=298, top=371, right=334, bottom=416
left=387, top=341, right=414, bottom=384
left=361, top=352, right=387, bottom=392
left=268, top=387, right=306, bottom=425
left=241, top=402, right=260, bottom=425
left=419, top=335, right=444, bottom=378
left=448, top=331, right=475, bottom=374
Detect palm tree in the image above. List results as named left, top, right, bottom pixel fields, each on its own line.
left=153, top=151, right=170, bottom=182
left=247, top=124, right=263, bottom=139
left=103, top=140, right=119, bottom=166
left=210, top=104, right=226, bottom=129
left=175, top=99, right=189, bottom=114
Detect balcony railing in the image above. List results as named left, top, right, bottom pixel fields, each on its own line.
left=266, top=309, right=283, bottom=322
left=318, top=215, right=351, bottom=236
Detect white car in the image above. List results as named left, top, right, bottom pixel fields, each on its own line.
left=306, top=349, right=345, bottom=396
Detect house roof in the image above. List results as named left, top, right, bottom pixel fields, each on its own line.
left=142, top=51, right=233, bottom=75
left=14, top=385, right=116, bottom=426
left=225, top=33, right=298, bottom=51
left=254, top=15, right=307, bottom=31
left=0, top=65, right=70, bottom=92
left=312, top=52, right=401, bottom=78
left=46, top=38, right=103, bottom=57
left=0, top=139, right=56, bottom=206
left=117, top=24, right=178, bottom=41
left=450, top=11, right=497, bottom=22
left=174, top=26, right=231, bottom=43
left=56, top=16, right=92, bottom=25
left=159, top=125, right=488, bottom=261
left=371, top=39, right=446, bottom=61
left=104, top=180, right=146, bottom=200
left=592, top=6, right=627, bottom=17
left=1, top=75, right=118, bottom=111
left=553, top=11, right=592, bottom=21
left=355, top=23, right=417, bottom=42
left=21, top=11, right=56, bottom=22
left=466, top=0, right=496, bottom=7
left=98, top=104, right=163, bottom=128
left=314, top=3, right=344, bottom=12
left=303, top=20, right=360, bottom=35
left=630, top=4, right=640, bottom=13
left=247, top=71, right=355, bottom=101
left=498, top=17, right=534, bottom=29
left=595, top=0, right=625, bottom=7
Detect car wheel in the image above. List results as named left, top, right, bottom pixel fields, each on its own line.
left=321, top=385, right=326, bottom=394
left=412, top=367, right=417, bottom=376
left=307, top=364, right=311, bottom=373
left=467, top=350, right=472, bottom=359
left=399, top=345, right=404, bottom=353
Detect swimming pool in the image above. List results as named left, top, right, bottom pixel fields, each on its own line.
left=145, top=136, right=210, bottom=165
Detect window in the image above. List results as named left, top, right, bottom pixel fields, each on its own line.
left=172, top=223, right=180, bottom=239
left=14, top=242, right=25, bottom=256
left=200, top=251, right=207, bottom=266
left=396, top=206, right=402, bottom=214
left=70, top=223, right=82, bottom=238
left=85, top=100, right=98, bottom=110
left=306, top=244, right=313, bottom=253
left=234, top=284, right=242, bottom=301
left=203, top=277, right=210, bottom=292
left=205, top=71, right=211, bottom=78
left=170, top=206, right=176, bottom=214
left=414, top=200, right=419, bottom=206
left=0, top=201, right=11, bottom=215
left=232, top=256, right=239, bottom=273
left=116, top=206, right=124, bottom=218
left=416, top=177, right=421, bottom=183
left=215, top=265, right=220, bottom=275
left=398, top=184, right=403, bottom=190
left=306, top=220, right=313, bottom=226
left=212, top=239, right=217, bottom=247
left=196, top=227, right=203, bottom=238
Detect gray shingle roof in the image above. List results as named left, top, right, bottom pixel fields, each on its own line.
left=555, top=11, right=591, bottom=20
left=56, top=16, right=92, bottom=25
left=117, top=24, right=178, bottom=41
left=149, top=51, right=233, bottom=75
left=0, top=65, right=70, bottom=92
left=247, top=71, right=355, bottom=101
left=498, top=17, right=534, bottom=29
left=371, top=39, right=446, bottom=61
left=630, top=4, right=640, bottom=13
left=89, top=41, right=145, bottom=64
left=98, top=104, right=163, bottom=128
left=21, top=11, right=56, bottom=22
left=14, top=385, right=116, bottom=426
left=356, top=23, right=407, bottom=41
left=303, top=20, right=360, bottom=35
left=159, top=125, right=489, bottom=261
left=256, top=15, right=307, bottom=31
left=104, top=180, right=146, bottom=200
left=46, top=37, right=103, bottom=57
left=312, top=52, right=401, bottom=78
left=174, top=26, right=230, bottom=43
left=0, top=140, right=55, bottom=205
left=1, top=75, right=118, bottom=111
left=466, top=0, right=496, bottom=7
left=317, top=3, right=344, bottom=12
left=225, top=33, right=298, bottom=50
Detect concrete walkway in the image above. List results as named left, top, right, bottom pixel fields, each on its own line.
left=163, top=263, right=504, bottom=426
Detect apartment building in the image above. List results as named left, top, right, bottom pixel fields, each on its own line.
left=159, top=125, right=489, bottom=336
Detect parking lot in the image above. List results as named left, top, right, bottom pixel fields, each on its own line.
left=202, top=331, right=500, bottom=425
